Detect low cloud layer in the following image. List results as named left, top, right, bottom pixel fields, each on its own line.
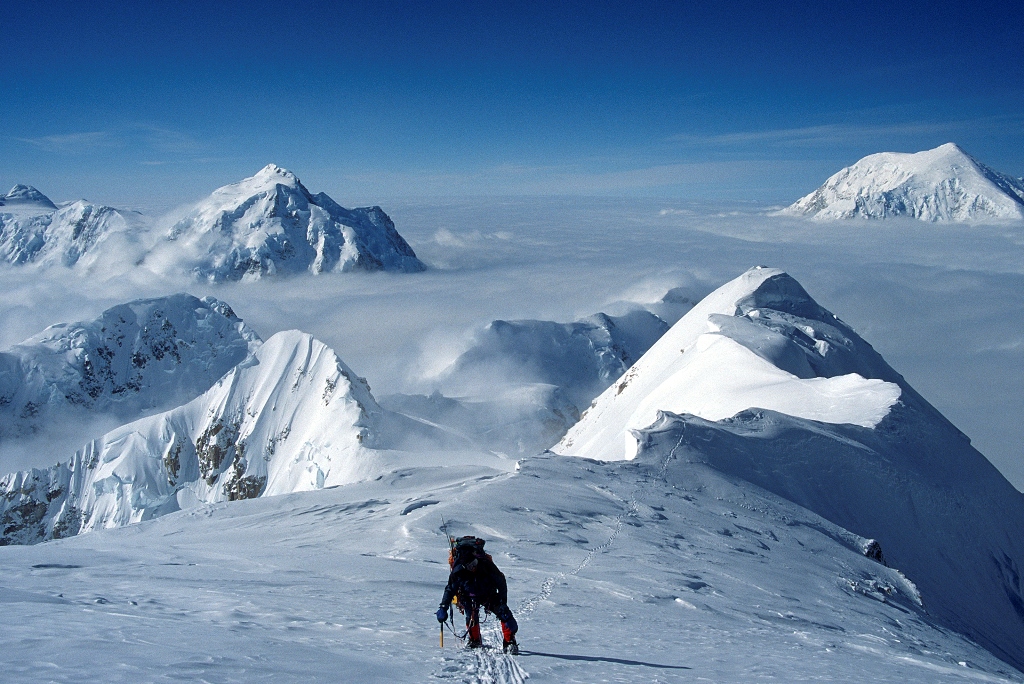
left=0, top=197, right=1021, bottom=488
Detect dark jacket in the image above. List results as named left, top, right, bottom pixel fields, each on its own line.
left=440, top=555, right=508, bottom=609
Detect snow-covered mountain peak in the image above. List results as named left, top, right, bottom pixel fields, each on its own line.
left=0, top=328, right=383, bottom=543
left=0, top=293, right=261, bottom=444
left=556, top=266, right=1024, bottom=671
left=780, top=143, right=1024, bottom=221
left=2, top=184, right=56, bottom=210
left=208, top=163, right=306, bottom=205
left=557, top=266, right=903, bottom=461
left=157, top=166, right=424, bottom=280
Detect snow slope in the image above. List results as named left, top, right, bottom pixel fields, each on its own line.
left=0, top=185, right=147, bottom=267
left=150, top=164, right=425, bottom=280
left=438, top=309, right=670, bottom=410
left=558, top=266, right=1024, bottom=671
left=382, top=307, right=674, bottom=456
left=0, top=330, right=382, bottom=544
left=0, top=294, right=260, bottom=442
left=0, top=448, right=1019, bottom=682
left=780, top=143, right=1024, bottom=221
left=557, top=267, right=904, bottom=461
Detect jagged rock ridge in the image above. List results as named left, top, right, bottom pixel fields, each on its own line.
left=155, top=164, right=425, bottom=280
left=780, top=143, right=1024, bottom=221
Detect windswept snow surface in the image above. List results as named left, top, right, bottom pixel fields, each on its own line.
left=0, top=449, right=1020, bottom=682
left=0, top=331, right=382, bottom=544
left=559, top=267, right=1024, bottom=671
left=780, top=143, right=1024, bottom=221
left=148, top=165, right=425, bottom=281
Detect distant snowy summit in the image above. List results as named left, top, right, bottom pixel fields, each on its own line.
left=0, top=185, right=144, bottom=267
left=153, top=164, right=425, bottom=281
left=780, top=143, right=1024, bottom=222
left=0, top=184, right=57, bottom=209
left=0, top=294, right=260, bottom=440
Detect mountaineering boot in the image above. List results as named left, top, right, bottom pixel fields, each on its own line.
left=467, top=622, right=482, bottom=648
left=503, top=637, right=519, bottom=655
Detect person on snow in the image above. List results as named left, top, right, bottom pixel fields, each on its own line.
left=436, top=535, right=519, bottom=654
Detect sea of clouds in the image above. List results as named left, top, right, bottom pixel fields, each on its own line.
left=1, top=197, right=1021, bottom=488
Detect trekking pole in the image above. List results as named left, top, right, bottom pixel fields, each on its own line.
left=440, top=515, right=454, bottom=649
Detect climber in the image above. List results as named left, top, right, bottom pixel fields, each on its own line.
left=436, top=535, right=519, bottom=654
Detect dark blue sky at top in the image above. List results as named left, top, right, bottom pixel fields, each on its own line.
left=2, top=0, right=1021, bottom=206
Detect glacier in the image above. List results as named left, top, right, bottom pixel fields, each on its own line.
left=780, top=143, right=1024, bottom=221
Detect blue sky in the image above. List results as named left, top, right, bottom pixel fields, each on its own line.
left=2, top=0, right=1022, bottom=207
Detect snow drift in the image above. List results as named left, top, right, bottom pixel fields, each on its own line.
left=0, top=330, right=382, bottom=544
left=149, top=164, right=425, bottom=280
left=558, top=265, right=1024, bottom=671
left=780, top=143, right=1024, bottom=221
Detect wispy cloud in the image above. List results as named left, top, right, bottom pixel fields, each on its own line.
left=16, top=124, right=202, bottom=156
left=16, top=131, right=113, bottom=153
left=667, top=117, right=1022, bottom=149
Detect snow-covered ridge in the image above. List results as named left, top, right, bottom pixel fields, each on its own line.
left=153, top=164, right=425, bottom=280
left=556, top=266, right=1024, bottom=671
left=557, top=267, right=906, bottom=461
left=0, top=186, right=144, bottom=267
left=0, top=294, right=260, bottom=440
left=0, top=330, right=381, bottom=544
left=780, top=143, right=1024, bottom=221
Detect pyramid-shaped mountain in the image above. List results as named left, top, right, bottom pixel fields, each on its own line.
left=780, top=143, right=1024, bottom=221
left=156, top=165, right=425, bottom=281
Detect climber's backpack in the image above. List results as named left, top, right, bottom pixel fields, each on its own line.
left=449, top=535, right=488, bottom=571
